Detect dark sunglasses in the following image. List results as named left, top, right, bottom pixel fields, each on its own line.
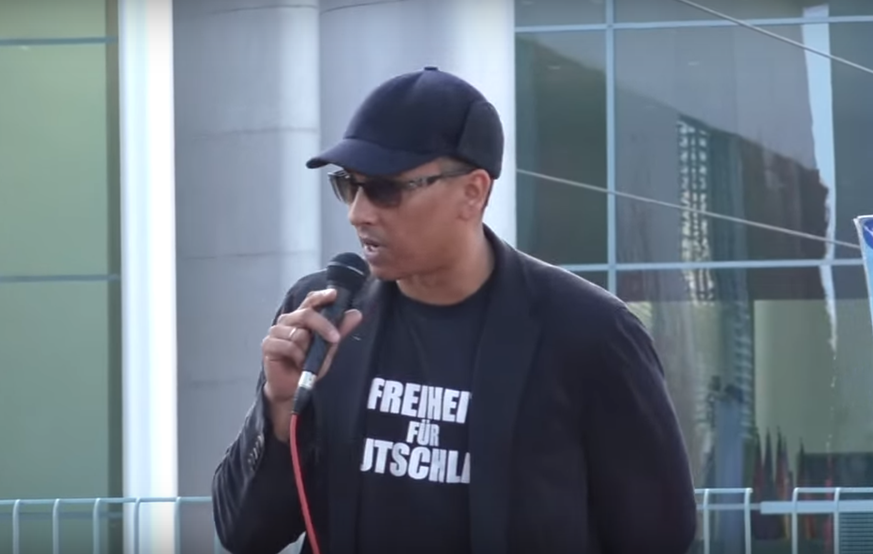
left=328, top=167, right=474, bottom=208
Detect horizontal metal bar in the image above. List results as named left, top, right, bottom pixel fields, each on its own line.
left=695, top=487, right=753, bottom=495
left=516, top=23, right=608, bottom=33
left=762, top=500, right=873, bottom=515
left=560, top=257, right=864, bottom=273
left=0, top=37, right=117, bottom=47
left=0, top=496, right=211, bottom=508
left=0, top=511, right=124, bottom=521
left=697, top=503, right=763, bottom=512
left=515, top=14, right=873, bottom=34
left=0, top=274, right=120, bottom=284
left=794, top=486, right=873, bottom=494
left=13, top=497, right=873, bottom=516
left=12, top=492, right=873, bottom=519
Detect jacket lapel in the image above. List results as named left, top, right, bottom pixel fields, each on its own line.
left=314, top=278, right=390, bottom=554
left=469, top=233, right=542, bottom=554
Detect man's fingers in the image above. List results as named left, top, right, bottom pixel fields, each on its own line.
left=299, top=288, right=337, bottom=309
left=276, top=307, right=340, bottom=344
left=318, top=309, right=364, bottom=379
left=262, top=336, right=306, bottom=368
left=269, top=324, right=311, bottom=345
left=338, top=309, right=363, bottom=338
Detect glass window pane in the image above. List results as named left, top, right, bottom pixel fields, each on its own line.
left=622, top=263, right=871, bottom=547
left=516, top=31, right=607, bottom=266
left=615, top=0, right=873, bottom=23
left=0, top=281, right=121, bottom=499
left=0, top=280, right=121, bottom=550
left=618, top=264, right=871, bottom=497
left=515, top=0, right=605, bottom=27
left=0, top=43, right=119, bottom=276
left=0, top=0, right=115, bottom=39
left=615, top=23, right=873, bottom=264
left=619, top=264, right=868, bottom=302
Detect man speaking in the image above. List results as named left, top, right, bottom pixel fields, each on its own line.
left=211, top=67, right=697, bottom=554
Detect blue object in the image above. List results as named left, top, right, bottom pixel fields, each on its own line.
left=856, top=216, right=873, bottom=331
left=861, top=217, right=873, bottom=249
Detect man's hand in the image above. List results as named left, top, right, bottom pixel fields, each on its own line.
left=260, top=289, right=363, bottom=441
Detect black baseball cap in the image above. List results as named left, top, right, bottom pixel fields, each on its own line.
left=306, top=66, right=504, bottom=179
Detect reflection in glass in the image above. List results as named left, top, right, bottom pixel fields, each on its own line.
left=614, top=23, right=873, bottom=263
left=515, top=31, right=607, bottom=266
left=515, top=0, right=604, bottom=27
left=615, top=0, right=873, bottom=23
left=619, top=264, right=872, bottom=550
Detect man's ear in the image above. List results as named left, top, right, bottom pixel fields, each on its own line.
left=461, top=170, right=492, bottom=219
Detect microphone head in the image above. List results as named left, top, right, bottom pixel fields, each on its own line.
left=326, top=252, right=370, bottom=293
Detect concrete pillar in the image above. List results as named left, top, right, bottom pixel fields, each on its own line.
left=318, top=0, right=517, bottom=262
left=172, top=0, right=320, bottom=550
left=118, top=0, right=178, bottom=551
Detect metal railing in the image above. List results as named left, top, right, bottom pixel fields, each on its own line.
left=0, top=496, right=221, bottom=554
left=695, top=487, right=873, bottom=554
left=3, top=487, right=873, bottom=554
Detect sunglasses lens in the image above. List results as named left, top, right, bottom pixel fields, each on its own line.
left=363, top=179, right=403, bottom=207
left=330, top=172, right=403, bottom=207
left=329, top=173, right=357, bottom=203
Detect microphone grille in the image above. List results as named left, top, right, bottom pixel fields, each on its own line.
left=326, top=252, right=370, bottom=292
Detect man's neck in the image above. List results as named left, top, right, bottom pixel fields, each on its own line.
left=397, top=228, right=494, bottom=306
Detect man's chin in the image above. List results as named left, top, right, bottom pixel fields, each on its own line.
left=366, top=262, right=399, bottom=282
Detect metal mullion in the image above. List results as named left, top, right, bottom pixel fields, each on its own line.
left=560, top=257, right=864, bottom=273
left=0, top=274, right=121, bottom=284
left=516, top=14, right=873, bottom=34
left=0, top=37, right=116, bottom=47
left=613, top=14, right=873, bottom=29
left=516, top=24, right=608, bottom=34
left=605, top=0, right=617, bottom=293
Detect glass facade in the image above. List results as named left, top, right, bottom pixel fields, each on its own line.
left=0, top=0, right=122, bottom=549
left=516, top=0, right=873, bottom=551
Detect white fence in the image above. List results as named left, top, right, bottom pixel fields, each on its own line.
left=0, top=496, right=219, bottom=554
left=3, top=487, right=873, bottom=554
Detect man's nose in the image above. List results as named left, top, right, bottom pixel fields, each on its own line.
left=348, top=188, right=378, bottom=227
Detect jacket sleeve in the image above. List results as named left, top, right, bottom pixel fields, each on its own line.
left=211, top=286, right=319, bottom=554
left=582, top=306, right=698, bottom=554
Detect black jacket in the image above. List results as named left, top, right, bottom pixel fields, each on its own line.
left=212, top=227, right=697, bottom=554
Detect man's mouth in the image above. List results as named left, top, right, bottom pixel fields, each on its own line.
left=360, top=237, right=383, bottom=254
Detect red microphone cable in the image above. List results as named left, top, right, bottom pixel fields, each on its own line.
left=289, top=387, right=322, bottom=554
left=284, top=251, right=369, bottom=554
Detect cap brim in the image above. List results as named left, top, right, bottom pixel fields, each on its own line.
left=305, top=137, right=438, bottom=176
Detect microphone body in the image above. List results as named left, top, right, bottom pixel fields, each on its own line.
left=292, top=253, right=369, bottom=414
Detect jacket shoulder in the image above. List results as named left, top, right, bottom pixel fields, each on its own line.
left=275, top=270, right=329, bottom=315
left=514, top=251, right=657, bottom=370
left=513, top=250, right=651, bottom=354
left=290, top=270, right=329, bottom=295
left=516, top=251, right=627, bottom=321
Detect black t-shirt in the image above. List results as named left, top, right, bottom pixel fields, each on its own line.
left=355, top=276, right=493, bottom=554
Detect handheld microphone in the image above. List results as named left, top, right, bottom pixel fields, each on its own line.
left=291, top=252, right=370, bottom=415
